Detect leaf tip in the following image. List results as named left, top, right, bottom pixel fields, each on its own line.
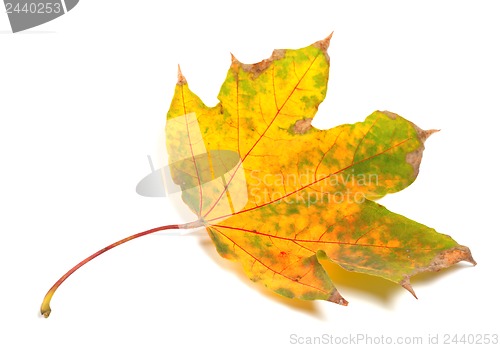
left=230, top=52, right=239, bottom=64
left=415, top=126, right=440, bottom=144
left=454, top=245, right=477, bottom=266
left=313, top=32, right=334, bottom=54
left=401, top=278, right=418, bottom=300
left=468, top=253, right=478, bottom=267
left=177, top=64, right=187, bottom=85
left=326, top=31, right=334, bottom=42
left=328, top=289, right=349, bottom=306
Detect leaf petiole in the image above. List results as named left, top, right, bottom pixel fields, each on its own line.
left=40, top=220, right=204, bottom=318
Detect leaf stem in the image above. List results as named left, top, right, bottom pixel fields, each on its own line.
left=40, top=220, right=203, bottom=318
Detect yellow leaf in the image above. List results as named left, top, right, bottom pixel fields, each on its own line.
left=165, top=35, right=475, bottom=304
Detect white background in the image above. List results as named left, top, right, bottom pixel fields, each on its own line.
left=1, top=1, right=499, bottom=347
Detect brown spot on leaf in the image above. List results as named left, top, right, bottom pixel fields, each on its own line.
left=406, top=122, right=440, bottom=178
left=231, top=33, right=332, bottom=78
left=400, top=245, right=476, bottom=298
left=381, top=109, right=435, bottom=180
left=233, top=49, right=286, bottom=79
left=423, top=245, right=477, bottom=270
left=293, top=118, right=313, bottom=134
left=381, top=110, right=399, bottom=120
left=406, top=147, right=424, bottom=178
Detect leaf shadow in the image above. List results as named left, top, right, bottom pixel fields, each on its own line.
left=196, top=230, right=474, bottom=314
left=197, top=235, right=326, bottom=319
left=321, top=261, right=401, bottom=308
left=321, top=260, right=474, bottom=309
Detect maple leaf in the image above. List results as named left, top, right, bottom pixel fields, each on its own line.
left=165, top=34, right=475, bottom=304
left=40, top=35, right=476, bottom=318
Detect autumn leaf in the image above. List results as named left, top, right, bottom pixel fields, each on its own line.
left=40, top=34, right=475, bottom=318
left=165, top=34, right=475, bottom=304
